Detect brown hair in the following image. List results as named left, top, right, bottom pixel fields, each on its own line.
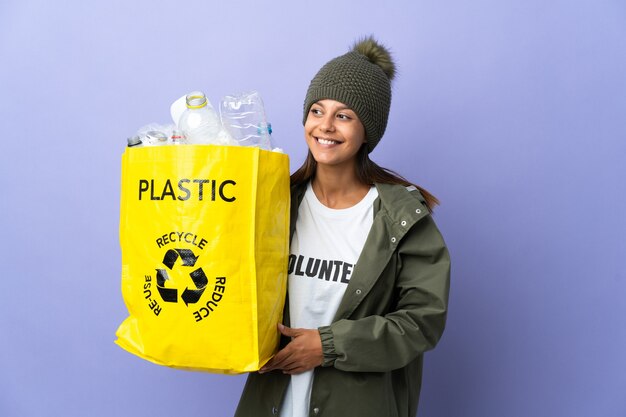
left=291, top=145, right=439, bottom=212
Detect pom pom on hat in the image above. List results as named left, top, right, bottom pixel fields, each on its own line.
left=352, top=36, right=396, bottom=81
left=303, top=36, right=396, bottom=153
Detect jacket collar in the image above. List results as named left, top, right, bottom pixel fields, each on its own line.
left=374, top=182, right=430, bottom=226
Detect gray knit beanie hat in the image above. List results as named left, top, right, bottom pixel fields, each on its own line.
left=303, top=36, right=396, bottom=153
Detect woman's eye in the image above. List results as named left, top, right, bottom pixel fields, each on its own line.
left=311, top=108, right=322, bottom=115
left=337, top=113, right=351, bottom=120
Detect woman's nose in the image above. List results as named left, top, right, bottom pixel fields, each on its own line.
left=319, top=114, right=335, bottom=132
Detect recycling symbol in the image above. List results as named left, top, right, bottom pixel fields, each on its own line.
left=156, top=249, right=207, bottom=306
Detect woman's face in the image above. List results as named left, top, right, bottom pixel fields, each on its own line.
left=304, top=99, right=366, bottom=169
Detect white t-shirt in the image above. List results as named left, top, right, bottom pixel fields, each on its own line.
left=280, top=183, right=378, bottom=417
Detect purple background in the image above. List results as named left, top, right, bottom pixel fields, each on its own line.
left=1, top=1, right=625, bottom=416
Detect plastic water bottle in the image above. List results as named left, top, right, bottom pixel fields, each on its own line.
left=127, top=135, right=143, bottom=147
left=144, top=130, right=169, bottom=146
left=170, top=129, right=187, bottom=145
left=178, top=91, right=221, bottom=144
left=220, top=91, right=273, bottom=149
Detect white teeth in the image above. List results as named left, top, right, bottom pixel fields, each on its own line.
left=318, top=138, right=339, bottom=145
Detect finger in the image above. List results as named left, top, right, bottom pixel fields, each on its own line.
left=278, top=355, right=310, bottom=375
left=271, top=346, right=302, bottom=370
left=282, top=364, right=309, bottom=375
left=266, top=348, right=304, bottom=374
left=260, top=348, right=293, bottom=373
left=260, top=357, right=278, bottom=373
left=278, top=323, right=299, bottom=338
left=259, top=351, right=284, bottom=373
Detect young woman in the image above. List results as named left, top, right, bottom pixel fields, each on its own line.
left=236, top=37, right=450, bottom=417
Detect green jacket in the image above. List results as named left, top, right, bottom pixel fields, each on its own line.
left=235, top=182, right=451, bottom=417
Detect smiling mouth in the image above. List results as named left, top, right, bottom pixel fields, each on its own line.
left=316, top=137, right=341, bottom=145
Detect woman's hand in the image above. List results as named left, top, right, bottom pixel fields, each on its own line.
left=259, top=324, right=323, bottom=375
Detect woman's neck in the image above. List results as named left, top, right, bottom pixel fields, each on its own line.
left=311, top=165, right=370, bottom=209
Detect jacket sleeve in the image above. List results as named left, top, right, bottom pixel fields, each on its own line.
left=317, top=214, right=451, bottom=372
